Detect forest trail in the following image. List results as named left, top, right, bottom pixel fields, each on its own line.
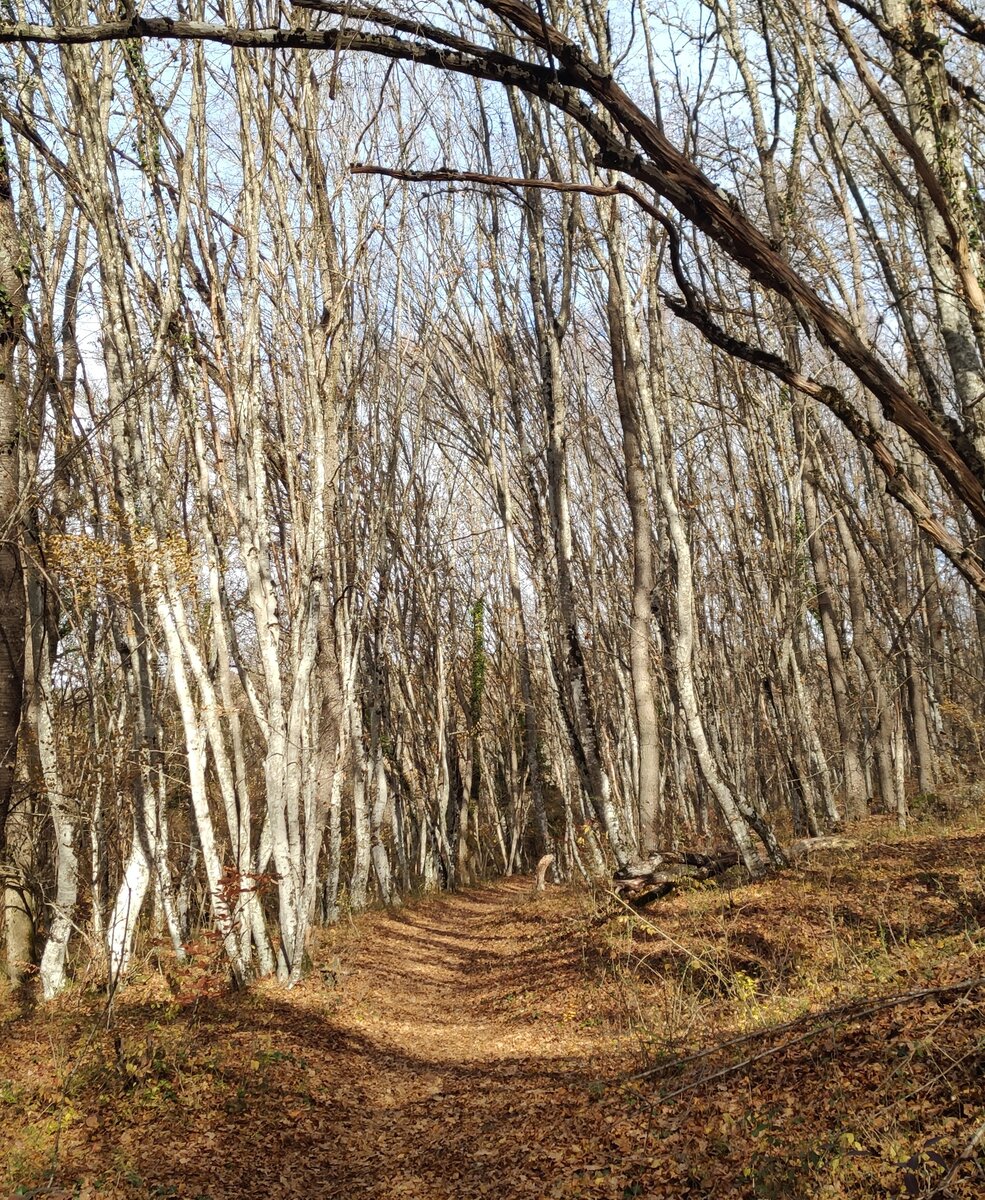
left=6, top=833, right=985, bottom=1200
left=2, top=879, right=639, bottom=1200
left=265, top=879, right=627, bottom=1199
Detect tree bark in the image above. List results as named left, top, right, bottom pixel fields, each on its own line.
left=0, top=127, right=26, bottom=984
left=607, top=257, right=662, bottom=853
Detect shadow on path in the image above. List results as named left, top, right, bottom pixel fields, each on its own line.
left=66, top=879, right=627, bottom=1200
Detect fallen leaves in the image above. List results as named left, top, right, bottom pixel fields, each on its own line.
left=2, top=834, right=985, bottom=1197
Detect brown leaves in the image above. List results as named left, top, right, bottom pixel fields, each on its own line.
left=4, top=842, right=985, bottom=1197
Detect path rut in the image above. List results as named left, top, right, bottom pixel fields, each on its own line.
left=285, top=880, right=620, bottom=1198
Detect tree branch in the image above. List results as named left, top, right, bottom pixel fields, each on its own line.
left=935, top=0, right=985, bottom=45
left=836, top=0, right=983, bottom=101
left=4, top=7, right=985, bottom=541
left=351, top=162, right=624, bottom=198
left=665, top=295, right=985, bottom=595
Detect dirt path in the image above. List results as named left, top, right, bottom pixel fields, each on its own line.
left=272, top=879, right=627, bottom=1199
left=7, top=835, right=985, bottom=1199
left=4, top=878, right=645, bottom=1200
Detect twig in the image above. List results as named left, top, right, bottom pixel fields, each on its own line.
left=923, top=1114, right=985, bottom=1198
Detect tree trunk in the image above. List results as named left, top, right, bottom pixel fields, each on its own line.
left=348, top=700, right=371, bottom=912
left=607, top=262, right=662, bottom=853
left=0, top=127, right=26, bottom=984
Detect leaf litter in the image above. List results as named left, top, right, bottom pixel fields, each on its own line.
left=2, top=827, right=985, bottom=1198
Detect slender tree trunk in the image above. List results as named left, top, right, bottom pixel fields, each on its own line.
left=0, top=127, right=27, bottom=984
left=36, top=629, right=77, bottom=998
left=368, top=694, right=394, bottom=906
left=3, top=675, right=32, bottom=985
left=794, top=413, right=868, bottom=818
left=491, top=389, right=555, bottom=862
left=526, top=196, right=629, bottom=865
left=349, top=700, right=371, bottom=911
left=607, top=258, right=661, bottom=852
left=833, top=512, right=900, bottom=817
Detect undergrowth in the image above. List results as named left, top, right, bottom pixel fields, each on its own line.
left=580, top=816, right=985, bottom=1197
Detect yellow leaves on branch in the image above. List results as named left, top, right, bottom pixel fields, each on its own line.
left=44, top=527, right=199, bottom=606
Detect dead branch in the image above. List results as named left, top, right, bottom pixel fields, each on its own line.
left=534, top=854, right=555, bottom=892
left=351, top=163, right=623, bottom=198
left=614, top=976, right=985, bottom=1097
left=612, top=836, right=859, bottom=904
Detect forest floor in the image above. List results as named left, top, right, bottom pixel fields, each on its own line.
left=3, top=820, right=985, bottom=1199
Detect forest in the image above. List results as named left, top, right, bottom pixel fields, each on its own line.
left=1, top=1, right=985, bottom=1197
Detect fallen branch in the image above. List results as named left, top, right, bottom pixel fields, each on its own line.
left=612, top=848, right=743, bottom=901
left=612, top=975, right=985, bottom=1097
left=613, top=836, right=858, bottom=903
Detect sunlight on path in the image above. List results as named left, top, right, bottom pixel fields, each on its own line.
left=284, top=880, right=624, bottom=1199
